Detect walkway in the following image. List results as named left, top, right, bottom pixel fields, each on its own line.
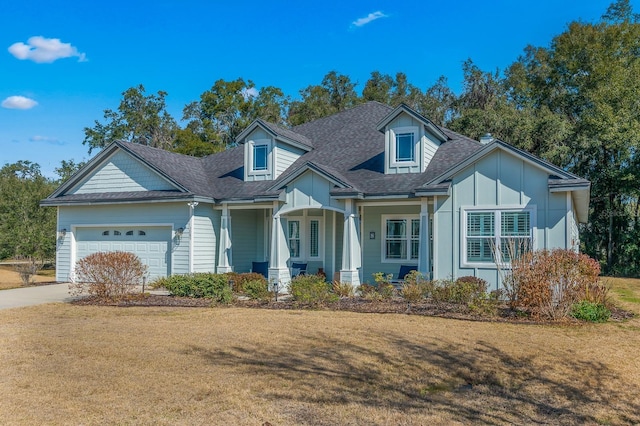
left=0, top=283, right=74, bottom=310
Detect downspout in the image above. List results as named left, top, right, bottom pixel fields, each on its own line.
left=188, top=201, right=199, bottom=273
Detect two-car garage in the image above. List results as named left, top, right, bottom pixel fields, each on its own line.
left=75, top=226, right=172, bottom=280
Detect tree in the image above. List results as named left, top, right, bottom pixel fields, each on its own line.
left=0, top=161, right=56, bottom=260
left=289, top=71, right=359, bottom=125
left=181, top=79, right=289, bottom=151
left=83, top=85, right=179, bottom=153
left=54, top=159, right=86, bottom=183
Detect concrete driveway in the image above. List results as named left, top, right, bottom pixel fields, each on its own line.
left=0, top=283, right=74, bottom=310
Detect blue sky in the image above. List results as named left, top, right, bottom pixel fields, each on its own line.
left=0, top=0, right=628, bottom=178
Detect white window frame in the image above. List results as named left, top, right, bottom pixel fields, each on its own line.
left=381, top=215, right=420, bottom=263
left=286, top=215, right=324, bottom=261
left=390, top=126, right=419, bottom=167
left=247, top=138, right=272, bottom=176
left=461, top=206, right=536, bottom=268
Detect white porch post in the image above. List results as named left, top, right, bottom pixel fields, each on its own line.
left=340, top=199, right=361, bottom=286
left=268, top=201, right=291, bottom=289
left=188, top=201, right=199, bottom=273
left=216, top=203, right=233, bottom=273
left=417, top=197, right=430, bottom=278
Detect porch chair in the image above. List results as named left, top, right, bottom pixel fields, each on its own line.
left=251, top=261, right=269, bottom=278
left=390, top=265, right=417, bottom=289
left=290, top=262, right=308, bottom=277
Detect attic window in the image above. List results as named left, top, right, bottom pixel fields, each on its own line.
left=395, top=133, right=415, bottom=162
left=253, top=144, right=268, bottom=171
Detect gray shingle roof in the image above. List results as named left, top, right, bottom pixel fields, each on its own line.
left=46, top=101, right=581, bottom=205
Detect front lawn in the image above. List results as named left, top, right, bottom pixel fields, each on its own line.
left=1, top=290, right=639, bottom=425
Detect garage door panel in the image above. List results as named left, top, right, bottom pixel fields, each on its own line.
left=75, top=226, right=171, bottom=279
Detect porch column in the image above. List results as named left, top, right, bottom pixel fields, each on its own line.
left=340, top=199, right=361, bottom=286
left=417, top=197, right=430, bottom=278
left=216, top=203, right=233, bottom=273
left=268, top=201, right=291, bottom=289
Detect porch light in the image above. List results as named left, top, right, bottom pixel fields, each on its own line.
left=57, top=228, right=67, bottom=239
left=175, top=227, right=184, bottom=238
left=369, top=231, right=375, bottom=240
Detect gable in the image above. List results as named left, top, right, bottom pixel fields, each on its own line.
left=280, top=170, right=345, bottom=214
left=69, top=150, right=178, bottom=195
left=384, top=111, right=442, bottom=175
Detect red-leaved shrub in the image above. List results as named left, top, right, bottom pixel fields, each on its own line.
left=508, top=249, right=600, bottom=320
left=70, top=251, right=148, bottom=300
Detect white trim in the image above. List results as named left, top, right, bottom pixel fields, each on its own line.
left=246, top=138, right=272, bottom=178
left=381, top=214, right=420, bottom=264
left=460, top=205, right=537, bottom=268
left=390, top=126, right=419, bottom=167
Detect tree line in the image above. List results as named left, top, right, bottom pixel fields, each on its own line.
left=3, top=1, right=639, bottom=276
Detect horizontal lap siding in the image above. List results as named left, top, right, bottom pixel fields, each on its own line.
left=361, top=205, right=420, bottom=284
left=56, top=203, right=192, bottom=282
left=193, top=205, right=216, bottom=273
left=70, top=151, right=175, bottom=194
left=230, top=210, right=259, bottom=273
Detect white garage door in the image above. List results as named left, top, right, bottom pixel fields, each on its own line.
left=75, top=226, right=171, bottom=280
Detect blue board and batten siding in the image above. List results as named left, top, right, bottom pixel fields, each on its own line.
left=432, top=148, right=574, bottom=291
left=69, top=151, right=176, bottom=194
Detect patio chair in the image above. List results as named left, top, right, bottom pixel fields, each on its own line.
left=251, top=261, right=269, bottom=278
left=390, top=265, right=417, bottom=289
left=290, top=262, right=308, bottom=277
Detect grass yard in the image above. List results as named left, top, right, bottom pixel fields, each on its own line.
left=0, top=278, right=638, bottom=425
left=0, top=265, right=56, bottom=290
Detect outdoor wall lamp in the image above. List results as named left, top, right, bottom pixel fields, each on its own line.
left=175, top=227, right=184, bottom=238
left=369, top=231, right=376, bottom=240
left=57, top=228, right=67, bottom=239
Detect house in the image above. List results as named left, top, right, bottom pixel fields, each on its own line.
left=42, top=102, right=590, bottom=291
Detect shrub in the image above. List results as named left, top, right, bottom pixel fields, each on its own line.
left=161, top=273, right=232, bottom=303
left=571, top=301, right=611, bottom=323
left=290, top=274, right=337, bottom=305
left=508, top=249, right=601, bottom=320
left=225, top=272, right=267, bottom=293
left=244, top=279, right=271, bottom=300
left=468, top=291, right=502, bottom=316
left=400, top=282, right=425, bottom=303
left=70, top=251, right=147, bottom=300
left=376, top=282, right=396, bottom=300
left=357, top=283, right=378, bottom=298
left=13, top=256, right=44, bottom=286
left=429, top=277, right=488, bottom=305
left=332, top=281, right=355, bottom=297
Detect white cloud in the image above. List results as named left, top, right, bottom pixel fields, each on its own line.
left=351, top=11, right=388, bottom=28
left=29, top=135, right=63, bottom=145
left=8, top=36, right=87, bottom=63
left=241, top=87, right=259, bottom=100
left=2, top=96, right=38, bottom=109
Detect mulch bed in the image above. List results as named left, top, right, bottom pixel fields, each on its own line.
left=71, top=293, right=636, bottom=324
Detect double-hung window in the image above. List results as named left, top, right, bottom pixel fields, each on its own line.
left=287, top=217, right=322, bottom=260
left=464, top=209, right=533, bottom=265
left=383, top=216, right=420, bottom=262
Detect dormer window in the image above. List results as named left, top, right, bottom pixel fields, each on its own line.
left=395, top=133, right=415, bottom=162
left=246, top=138, right=272, bottom=177
left=253, top=144, right=268, bottom=171
left=389, top=126, right=419, bottom=168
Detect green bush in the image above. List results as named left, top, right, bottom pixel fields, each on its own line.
left=571, top=301, right=611, bottom=323
left=357, top=283, right=378, bottom=298
left=430, top=277, right=488, bottom=305
left=162, top=273, right=232, bottom=303
left=290, top=274, right=337, bottom=305
left=244, top=279, right=271, bottom=300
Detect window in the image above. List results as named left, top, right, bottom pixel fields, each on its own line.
left=309, top=220, right=319, bottom=258
left=383, top=216, right=420, bottom=261
left=253, top=144, right=268, bottom=171
left=138, top=230, right=146, bottom=236
left=395, top=133, right=415, bottom=162
left=126, top=230, right=134, bottom=236
left=113, top=230, right=121, bottom=236
left=288, top=220, right=301, bottom=258
left=102, top=230, right=110, bottom=236
left=464, top=209, right=533, bottom=265
left=287, top=217, right=323, bottom=260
